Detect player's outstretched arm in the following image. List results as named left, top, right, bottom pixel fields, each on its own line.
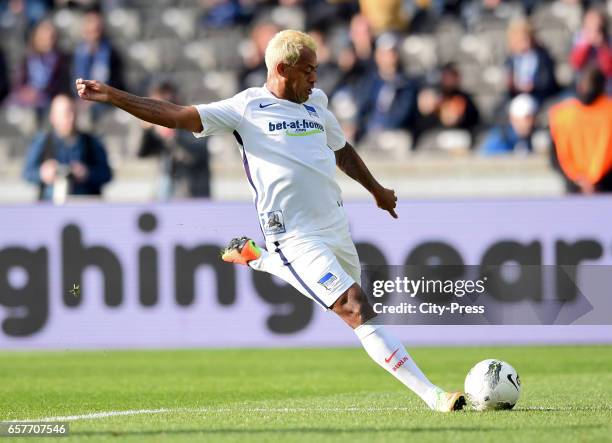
left=335, top=142, right=398, bottom=218
left=75, top=78, right=203, bottom=133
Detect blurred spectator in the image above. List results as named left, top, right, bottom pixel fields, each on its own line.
left=135, top=82, right=211, bottom=200
left=10, top=19, right=71, bottom=117
left=357, top=33, right=419, bottom=140
left=349, top=13, right=375, bottom=64
left=549, top=67, right=612, bottom=194
left=330, top=16, right=376, bottom=141
left=505, top=19, right=558, bottom=104
left=399, top=0, right=465, bottom=33
left=334, top=43, right=369, bottom=96
left=73, top=8, right=125, bottom=92
left=303, top=0, right=358, bottom=32
left=569, top=7, right=612, bottom=95
left=23, top=94, right=112, bottom=202
left=238, top=21, right=279, bottom=90
left=55, top=0, right=100, bottom=10
left=358, top=0, right=409, bottom=35
left=199, top=0, right=254, bottom=29
left=415, top=63, right=480, bottom=141
left=0, top=46, right=9, bottom=104
left=481, top=93, right=537, bottom=155
left=332, top=14, right=375, bottom=97
left=461, top=0, right=523, bottom=31
left=0, top=0, right=54, bottom=31
left=307, top=29, right=341, bottom=96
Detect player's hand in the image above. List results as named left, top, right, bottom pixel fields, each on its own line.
left=576, top=178, right=595, bottom=195
left=70, top=161, right=89, bottom=182
left=39, top=159, right=57, bottom=185
left=374, top=187, right=398, bottom=219
left=76, top=78, right=111, bottom=103
left=155, top=125, right=176, bottom=139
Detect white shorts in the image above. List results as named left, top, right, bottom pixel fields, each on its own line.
left=249, top=227, right=361, bottom=310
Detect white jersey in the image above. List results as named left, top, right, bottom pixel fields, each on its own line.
left=193, top=86, right=348, bottom=241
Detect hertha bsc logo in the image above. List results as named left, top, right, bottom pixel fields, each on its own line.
left=303, top=104, right=319, bottom=118
left=317, top=272, right=338, bottom=291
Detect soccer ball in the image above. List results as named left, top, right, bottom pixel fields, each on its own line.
left=464, top=359, right=521, bottom=411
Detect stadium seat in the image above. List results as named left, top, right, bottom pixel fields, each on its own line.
left=401, top=35, right=438, bottom=75
left=161, top=7, right=198, bottom=41
left=359, top=130, right=413, bottom=160
left=106, top=8, right=142, bottom=42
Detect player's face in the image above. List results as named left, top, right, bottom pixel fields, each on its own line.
left=285, top=47, right=318, bottom=103
left=50, top=96, right=76, bottom=138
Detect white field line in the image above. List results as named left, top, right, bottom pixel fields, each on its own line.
left=11, top=406, right=413, bottom=423
left=10, top=408, right=174, bottom=423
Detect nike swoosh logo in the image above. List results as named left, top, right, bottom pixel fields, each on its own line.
left=385, top=348, right=400, bottom=363
left=507, top=374, right=519, bottom=391
left=259, top=103, right=276, bottom=109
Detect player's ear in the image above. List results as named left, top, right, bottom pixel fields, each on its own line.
left=276, top=62, right=289, bottom=79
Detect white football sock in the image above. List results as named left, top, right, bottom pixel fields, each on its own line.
left=247, top=248, right=269, bottom=271
left=355, top=321, right=440, bottom=408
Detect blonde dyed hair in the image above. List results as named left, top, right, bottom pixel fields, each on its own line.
left=264, top=30, right=317, bottom=73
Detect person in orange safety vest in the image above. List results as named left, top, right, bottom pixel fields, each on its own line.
left=549, top=66, right=612, bottom=194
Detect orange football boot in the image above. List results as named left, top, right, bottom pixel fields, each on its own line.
left=221, top=236, right=262, bottom=265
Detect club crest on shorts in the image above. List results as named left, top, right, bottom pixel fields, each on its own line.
left=317, top=272, right=338, bottom=291
left=260, top=210, right=286, bottom=235
left=303, top=104, right=319, bottom=118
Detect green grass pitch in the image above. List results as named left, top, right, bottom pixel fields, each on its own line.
left=1, top=345, right=611, bottom=442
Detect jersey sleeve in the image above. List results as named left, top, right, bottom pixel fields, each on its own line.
left=323, top=107, right=347, bottom=151
left=192, top=91, right=246, bottom=138
left=310, top=89, right=347, bottom=151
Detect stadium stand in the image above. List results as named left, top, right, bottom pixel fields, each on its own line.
left=1, top=0, right=610, bottom=202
